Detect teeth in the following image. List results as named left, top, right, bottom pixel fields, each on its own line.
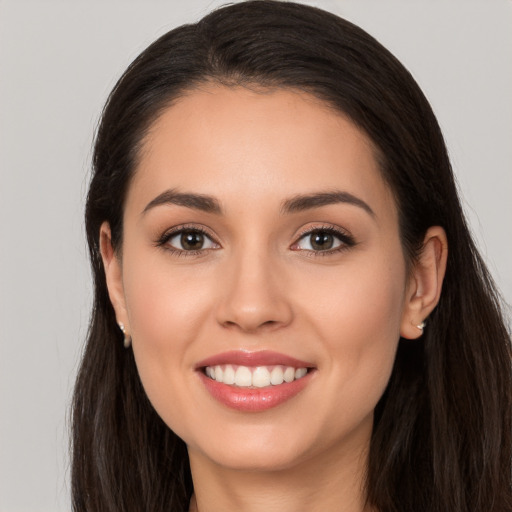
left=295, top=368, right=307, bottom=379
left=283, top=366, right=295, bottom=383
left=205, top=364, right=309, bottom=388
left=252, top=367, right=271, bottom=388
left=223, top=364, right=236, bottom=385
left=270, top=366, right=284, bottom=385
left=235, top=366, right=252, bottom=387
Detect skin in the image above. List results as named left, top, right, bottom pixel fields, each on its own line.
left=101, top=85, right=447, bottom=512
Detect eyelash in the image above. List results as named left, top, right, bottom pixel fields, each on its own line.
left=155, top=224, right=356, bottom=257
left=292, top=225, right=356, bottom=257
left=155, top=224, right=218, bottom=257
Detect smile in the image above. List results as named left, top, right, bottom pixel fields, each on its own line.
left=204, top=364, right=309, bottom=388
left=196, top=351, right=315, bottom=412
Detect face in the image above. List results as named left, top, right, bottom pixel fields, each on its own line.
left=102, top=85, right=425, bottom=473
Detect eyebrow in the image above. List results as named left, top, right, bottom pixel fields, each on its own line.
left=281, top=191, right=375, bottom=217
left=142, top=188, right=374, bottom=218
left=142, top=189, right=222, bottom=215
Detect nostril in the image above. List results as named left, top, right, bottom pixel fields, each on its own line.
left=221, top=318, right=281, bottom=332
left=215, top=291, right=294, bottom=332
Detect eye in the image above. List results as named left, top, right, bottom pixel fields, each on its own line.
left=161, top=228, right=219, bottom=252
left=292, top=227, right=354, bottom=253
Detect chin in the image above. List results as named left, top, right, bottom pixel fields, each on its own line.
left=195, top=440, right=313, bottom=473
left=184, top=417, right=343, bottom=474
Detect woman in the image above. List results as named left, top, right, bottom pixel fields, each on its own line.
left=71, top=1, right=512, bottom=511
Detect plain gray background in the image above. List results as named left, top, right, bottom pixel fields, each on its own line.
left=1, top=1, right=511, bottom=510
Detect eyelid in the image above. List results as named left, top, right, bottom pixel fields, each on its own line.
left=290, top=223, right=356, bottom=253
left=168, top=231, right=218, bottom=251
left=155, top=224, right=221, bottom=253
left=154, top=222, right=355, bottom=256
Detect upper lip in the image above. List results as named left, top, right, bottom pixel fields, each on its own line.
left=195, top=350, right=315, bottom=369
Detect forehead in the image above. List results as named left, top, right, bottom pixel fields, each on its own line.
left=128, top=84, right=396, bottom=221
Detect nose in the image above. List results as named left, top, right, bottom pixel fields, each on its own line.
left=215, top=249, right=294, bottom=333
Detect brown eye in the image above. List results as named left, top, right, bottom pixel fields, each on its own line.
left=180, top=231, right=205, bottom=250
left=310, top=232, right=334, bottom=250
left=293, top=228, right=354, bottom=253
left=166, top=229, right=218, bottom=252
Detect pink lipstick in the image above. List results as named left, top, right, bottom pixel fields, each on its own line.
left=196, top=350, right=315, bottom=412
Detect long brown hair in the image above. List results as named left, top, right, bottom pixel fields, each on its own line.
left=72, top=1, right=512, bottom=510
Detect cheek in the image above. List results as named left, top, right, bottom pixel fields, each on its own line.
left=123, top=250, right=214, bottom=343
left=120, top=253, right=216, bottom=408
left=298, top=252, right=406, bottom=410
left=302, top=251, right=405, bottom=335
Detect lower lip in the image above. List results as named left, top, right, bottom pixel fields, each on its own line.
left=198, top=371, right=313, bottom=412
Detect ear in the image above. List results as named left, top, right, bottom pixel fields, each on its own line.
left=400, top=226, right=448, bottom=339
left=99, top=221, right=130, bottom=331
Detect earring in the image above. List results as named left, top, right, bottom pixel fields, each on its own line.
left=118, top=322, right=131, bottom=348
left=416, top=321, right=426, bottom=332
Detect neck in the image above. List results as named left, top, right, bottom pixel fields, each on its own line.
left=188, top=429, right=374, bottom=512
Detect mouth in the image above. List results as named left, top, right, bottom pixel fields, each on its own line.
left=203, top=364, right=310, bottom=388
left=196, top=351, right=316, bottom=412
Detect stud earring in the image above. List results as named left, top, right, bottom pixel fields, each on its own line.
left=416, top=321, right=426, bottom=331
left=118, top=322, right=131, bottom=348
